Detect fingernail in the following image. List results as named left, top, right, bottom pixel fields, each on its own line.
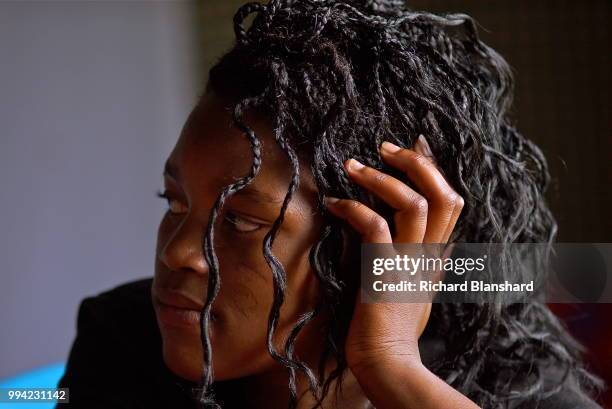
left=415, top=134, right=434, bottom=158
left=346, top=158, right=365, bottom=171
left=324, top=196, right=340, bottom=205
left=380, top=141, right=402, bottom=154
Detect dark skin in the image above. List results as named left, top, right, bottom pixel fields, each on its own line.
left=152, top=94, right=478, bottom=408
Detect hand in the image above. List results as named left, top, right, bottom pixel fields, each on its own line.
left=324, top=135, right=464, bottom=376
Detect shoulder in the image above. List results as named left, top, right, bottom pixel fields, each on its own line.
left=73, top=277, right=158, bottom=344
left=67, top=276, right=160, bottom=360
left=85, top=277, right=154, bottom=310
left=58, top=278, right=169, bottom=408
left=82, top=277, right=153, bottom=311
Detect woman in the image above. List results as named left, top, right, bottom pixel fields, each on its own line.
left=58, top=0, right=603, bottom=408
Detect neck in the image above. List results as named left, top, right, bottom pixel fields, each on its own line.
left=214, top=321, right=371, bottom=409
left=225, top=357, right=369, bottom=409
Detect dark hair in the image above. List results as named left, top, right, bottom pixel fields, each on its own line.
left=195, top=0, right=601, bottom=407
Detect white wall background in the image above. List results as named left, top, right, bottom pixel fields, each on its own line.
left=0, top=1, right=199, bottom=378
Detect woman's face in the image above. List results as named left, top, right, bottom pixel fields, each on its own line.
left=152, top=94, right=325, bottom=382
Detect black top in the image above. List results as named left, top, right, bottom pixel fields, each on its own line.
left=57, top=278, right=197, bottom=409
left=57, top=278, right=603, bottom=408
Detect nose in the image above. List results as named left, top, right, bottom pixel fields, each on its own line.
left=158, top=215, right=209, bottom=276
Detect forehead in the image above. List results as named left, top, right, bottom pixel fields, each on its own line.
left=167, top=95, right=318, bottom=211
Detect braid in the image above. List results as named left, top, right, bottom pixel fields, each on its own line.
left=261, top=92, right=303, bottom=409
left=201, top=1, right=602, bottom=407
left=196, top=95, right=264, bottom=407
left=233, top=2, right=266, bottom=44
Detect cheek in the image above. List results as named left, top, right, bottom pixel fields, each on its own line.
left=216, top=241, right=273, bottom=317
left=155, top=213, right=173, bottom=255
left=276, top=228, right=322, bottom=306
left=227, top=262, right=269, bottom=318
left=216, top=230, right=321, bottom=325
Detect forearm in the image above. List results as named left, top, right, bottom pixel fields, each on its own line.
left=353, top=360, right=480, bottom=409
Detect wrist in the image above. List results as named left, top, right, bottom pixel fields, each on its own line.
left=350, top=352, right=425, bottom=388
left=351, top=358, right=480, bottom=409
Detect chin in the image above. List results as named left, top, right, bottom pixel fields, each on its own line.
left=157, top=313, right=277, bottom=382
left=160, top=329, right=204, bottom=382
left=159, top=323, right=245, bottom=382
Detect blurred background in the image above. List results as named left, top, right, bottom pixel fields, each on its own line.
left=0, top=0, right=610, bottom=407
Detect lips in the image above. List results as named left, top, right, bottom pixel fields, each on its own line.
left=153, top=287, right=207, bottom=328
left=154, top=288, right=205, bottom=310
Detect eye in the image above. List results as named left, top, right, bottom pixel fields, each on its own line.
left=224, top=212, right=262, bottom=233
left=156, top=189, right=188, bottom=215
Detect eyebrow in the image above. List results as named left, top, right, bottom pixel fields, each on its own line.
left=163, top=160, right=283, bottom=205
left=235, top=186, right=284, bottom=205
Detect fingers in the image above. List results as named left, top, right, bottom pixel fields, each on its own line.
left=440, top=196, right=464, bottom=242
left=342, top=158, right=428, bottom=243
left=380, top=137, right=463, bottom=243
left=323, top=135, right=464, bottom=246
left=412, top=135, right=464, bottom=243
left=324, top=197, right=392, bottom=244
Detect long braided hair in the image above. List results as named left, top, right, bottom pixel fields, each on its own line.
left=194, top=1, right=602, bottom=407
